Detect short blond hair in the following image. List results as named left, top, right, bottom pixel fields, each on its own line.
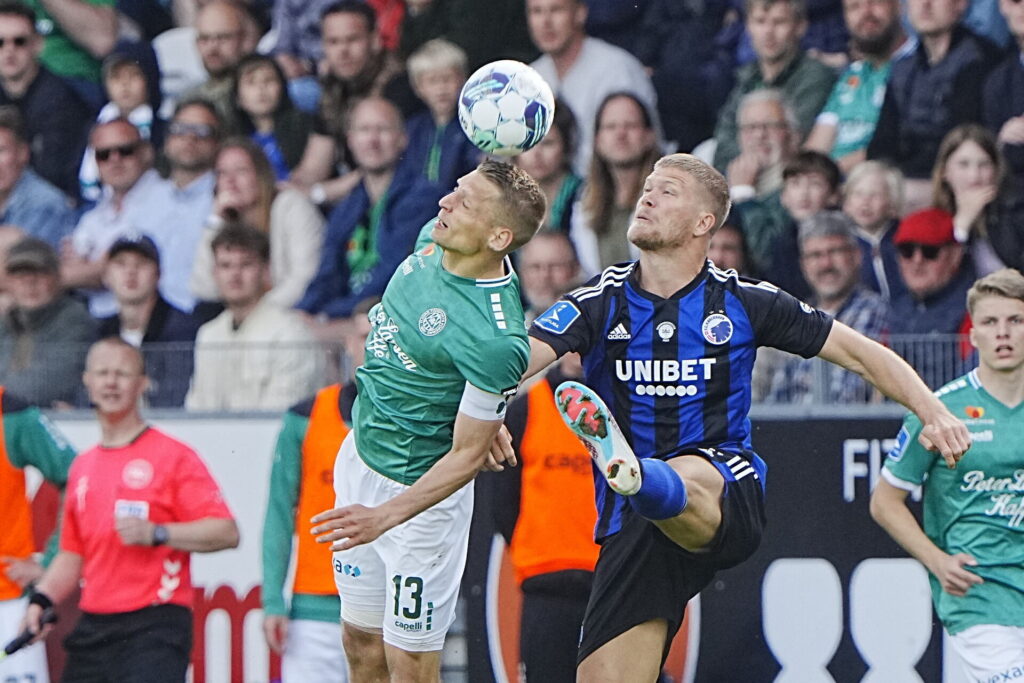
left=653, top=153, right=731, bottom=233
left=967, top=268, right=1024, bottom=315
left=408, top=39, right=467, bottom=82
left=844, top=160, right=904, bottom=215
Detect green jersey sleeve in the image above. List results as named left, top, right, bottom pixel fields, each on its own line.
left=3, top=405, right=76, bottom=485
left=453, top=332, right=529, bottom=397
left=413, top=219, right=437, bottom=253
left=261, top=409, right=308, bottom=616
left=883, top=413, right=938, bottom=487
left=3, top=400, right=77, bottom=565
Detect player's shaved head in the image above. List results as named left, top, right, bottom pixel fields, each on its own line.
left=86, top=336, right=146, bottom=375
left=477, top=159, right=547, bottom=251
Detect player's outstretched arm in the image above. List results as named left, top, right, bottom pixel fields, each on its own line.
left=312, top=412, right=504, bottom=552
left=870, top=479, right=983, bottom=596
left=817, top=322, right=971, bottom=467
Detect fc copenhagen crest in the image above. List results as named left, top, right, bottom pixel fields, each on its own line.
left=702, top=313, right=733, bottom=345
left=418, top=308, right=447, bottom=336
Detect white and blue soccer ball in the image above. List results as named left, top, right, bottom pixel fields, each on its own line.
left=457, top=60, right=556, bottom=156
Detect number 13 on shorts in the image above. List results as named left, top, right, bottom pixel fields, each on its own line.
left=392, top=574, right=432, bottom=629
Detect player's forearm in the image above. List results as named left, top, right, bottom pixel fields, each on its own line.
left=859, top=348, right=944, bottom=418
left=870, top=484, right=947, bottom=574
left=34, top=551, right=83, bottom=604
left=165, top=518, right=240, bottom=552
left=378, top=446, right=485, bottom=529
left=820, top=324, right=944, bottom=418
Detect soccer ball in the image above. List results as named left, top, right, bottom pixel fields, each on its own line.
left=458, top=60, right=555, bottom=156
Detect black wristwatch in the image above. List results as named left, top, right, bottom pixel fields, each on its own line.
left=152, top=524, right=170, bottom=547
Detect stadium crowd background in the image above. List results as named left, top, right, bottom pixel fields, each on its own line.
left=0, top=0, right=1017, bottom=408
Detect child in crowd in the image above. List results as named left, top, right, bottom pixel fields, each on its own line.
left=733, top=150, right=841, bottom=299
left=79, top=53, right=162, bottom=202
left=232, top=54, right=314, bottom=181
left=402, top=39, right=480, bottom=190
left=843, top=160, right=906, bottom=302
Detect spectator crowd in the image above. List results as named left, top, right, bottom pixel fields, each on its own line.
left=0, top=0, right=1018, bottom=408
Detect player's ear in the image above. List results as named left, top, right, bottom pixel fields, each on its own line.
left=968, top=322, right=978, bottom=350
left=489, top=225, right=514, bottom=253
left=694, top=212, right=716, bottom=238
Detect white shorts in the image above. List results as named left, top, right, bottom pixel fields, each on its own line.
left=332, top=433, right=473, bottom=652
left=948, top=623, right=1024, bottom=682
left=281, top=619, right=347, bottom=683
left=0, top=596, right=49, bottom=683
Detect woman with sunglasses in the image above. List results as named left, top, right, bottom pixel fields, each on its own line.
left=189, top=138, right=325, bottom=310
left=931, top=124, right=1024, bottom=275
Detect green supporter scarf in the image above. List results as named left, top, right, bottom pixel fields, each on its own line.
left=346, top=190, right=389, bottom=290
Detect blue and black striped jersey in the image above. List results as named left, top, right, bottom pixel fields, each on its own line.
left=529, top=261, right=834, bottom=539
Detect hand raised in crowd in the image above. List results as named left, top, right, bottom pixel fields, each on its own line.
left=1, top=555, right=43, bottom=587
left=928, top=552, right=984, bottom=597
left=726, top=151, right=763, bottom=188
left=997, top=116, right=1024, bottom=146
left=953, top=185, right=998, bottom=241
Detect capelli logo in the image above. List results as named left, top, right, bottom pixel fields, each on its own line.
left=965, top=406, right=985, bottom=419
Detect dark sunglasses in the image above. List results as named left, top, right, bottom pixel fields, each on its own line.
left=897, top=243, right=942, bottom=260
left=168, top=121, right=216, bottom=139
left=95, top=143, right=139, bottom=162
left=0, top=35, right=30, bottom=49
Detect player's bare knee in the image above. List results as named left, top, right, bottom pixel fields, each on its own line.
left=385, top=647, right=441, bottom=683
left=343, top=623, right=386, bottom=668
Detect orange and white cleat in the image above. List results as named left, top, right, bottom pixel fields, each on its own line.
left=554, top=381, right=642, bottom=495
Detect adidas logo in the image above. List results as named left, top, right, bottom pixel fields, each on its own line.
left=607, top=323, right=631, bottom=340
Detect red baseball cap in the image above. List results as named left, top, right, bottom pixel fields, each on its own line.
left=894, top=208, right=956, bottom=246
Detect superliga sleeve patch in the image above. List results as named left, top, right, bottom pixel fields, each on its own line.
left=534, top=301, right=581, bottom=335
left=888, top=425, right=910, bottom=462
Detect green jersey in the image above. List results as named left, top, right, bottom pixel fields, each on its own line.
left=817, top=58, right=892, bottom=160
left=884, top=369, right=1024, bottom=634
left=27, top=0, right=114, bottom=82
left=354, top=230, right=529, bottom=484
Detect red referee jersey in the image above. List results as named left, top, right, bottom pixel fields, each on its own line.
left=60, top=427, right=233, bottom=614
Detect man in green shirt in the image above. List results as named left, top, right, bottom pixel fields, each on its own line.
left=311, top=160, right=546, bottom=682
left=872, top=267, right=1024, bottom=682
left=712, top=0, right=837, bottom=173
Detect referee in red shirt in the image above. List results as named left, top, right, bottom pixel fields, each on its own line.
left=19, top=337, right=239, bottom=682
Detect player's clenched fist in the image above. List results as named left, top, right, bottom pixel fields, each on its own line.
left=115, top=516, right=155, bottom=546
left=917, top=408, right=972, bottom=468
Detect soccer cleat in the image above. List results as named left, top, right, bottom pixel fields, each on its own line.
left=554, top=381, right=642, bottom=495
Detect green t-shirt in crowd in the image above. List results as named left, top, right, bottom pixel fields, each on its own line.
left=27, top=0, right=114, bottom=82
